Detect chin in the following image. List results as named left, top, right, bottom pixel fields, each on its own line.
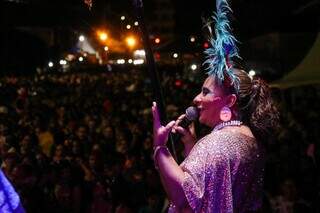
left=199, top=117, right=208, bottom=126
left=198, top=115, right=204, bottom=124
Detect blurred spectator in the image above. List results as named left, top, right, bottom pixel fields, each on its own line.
left=0, top=65, right=318, bottom=212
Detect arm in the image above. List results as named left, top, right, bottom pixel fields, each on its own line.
left=152, top=102, right=190, bottom=209
left=172, top=115, right=197, bottom=157
left=155, top=147, right=189, bottom=208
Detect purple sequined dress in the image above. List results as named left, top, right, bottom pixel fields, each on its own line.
left=169, top=129, right=265, bottom=213
left=0, top=170, right=25, bottom=213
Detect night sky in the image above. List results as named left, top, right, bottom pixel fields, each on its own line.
left=1, top=0, right=319, bottom=75
left=2, top=0, right=319, bottom=37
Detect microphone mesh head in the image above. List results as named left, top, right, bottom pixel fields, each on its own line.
left=185, top=106, right=199, bottom=121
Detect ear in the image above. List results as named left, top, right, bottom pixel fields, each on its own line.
left=226, top=94, right=237, bottom=108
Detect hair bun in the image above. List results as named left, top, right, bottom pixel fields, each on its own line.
left=252, top=79, right=262, bottom=89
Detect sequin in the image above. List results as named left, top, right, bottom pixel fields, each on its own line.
left=168, top=128, right=264, bottom=213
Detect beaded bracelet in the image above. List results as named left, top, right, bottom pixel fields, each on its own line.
left=153, top=145, right=169, bottom=170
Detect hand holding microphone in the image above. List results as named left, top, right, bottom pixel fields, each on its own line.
left=172, top=106, right=198, bottom=149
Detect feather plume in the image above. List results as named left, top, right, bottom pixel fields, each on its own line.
left=203, top=0, right=240, bottom=90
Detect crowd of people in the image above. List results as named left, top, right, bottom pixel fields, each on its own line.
left=0, top=64, right=319, bottom=212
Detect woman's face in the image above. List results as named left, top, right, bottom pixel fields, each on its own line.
left=193, top=76, right=226, bottom=127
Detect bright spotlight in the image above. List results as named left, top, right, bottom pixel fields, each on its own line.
left=126, top=36, right=136, bottom=47
left=190, top=36, right=196, bottom=42
left=78, top=57, right=84, bottom=62
left=121, top=16, right=126, bottom=21
left=134, top=21, right=139, bottom=26
left=249, top=70, right=256, bottom=77
left=48, top=62, right=54, bottom=67
left=79, top=35, right=85, bottom=42
left=104, top=46, right=109, bottom=51
left=59, top=60, right=67, bottom=65
left=128, top=59, right=133, bottom=64
left=134, top=49, right=145, bottom=57
left=117, top=59, right=126, bottom=64
left=173, top=53, right=178, bottom=58
left=190, top=64, right=197, bottom=70
left=133, top=59, right=144, bottom=65
left=155, top=38, right=161, bottom=44
left=126, top=24, right=131, bottom=29
left=98, top=32, right=108, bottom=41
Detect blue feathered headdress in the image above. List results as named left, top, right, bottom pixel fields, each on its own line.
left=203, top=0, right=241, bottom=91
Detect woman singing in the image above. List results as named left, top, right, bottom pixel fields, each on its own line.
left=152, top=0, right=279, bottom=212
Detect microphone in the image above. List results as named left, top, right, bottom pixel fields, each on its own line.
left=172, top=106, right=199, bottom=141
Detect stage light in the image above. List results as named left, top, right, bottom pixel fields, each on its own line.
left=78, top=57, right=84, bottom=62
left=249, top=70, right=256, bottom=77
left=121, top=16, right=126, bottom=20
left=126, top=24, right=131, bottom=29
left=59, top=60, right=67, bottom=65
left=134, top=21, right=139, bottom=26
left=98, top=31, right=108, bottom=41
left=104, top=46, right=109, bottom=51
left=126, top=36, right=136, bottom=48
left=203, top=42, right=209, bottom=48
left=190, top=36, right=196, bottom=42
left=191, top=64, right=197, bottom=70
left=66, top=54, right=75, bottom=61
left=173, top=53, right=178, bottom=58
left=155, top=38, right=161, bottom=44
left=128, top=59, right=133, bottom=64
left=117, top=59, right=125, bottom=64
left=133, top=59, right=144, bottom=65
left=79, top=35, right=85, bottom=42
left=134, top=49, right=145, bottom=57
left=48, top=62, right=54, bottom=67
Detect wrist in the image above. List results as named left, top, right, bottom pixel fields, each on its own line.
left=153, top=145, right=169, bottom=170
left=153, top=139, right=166, bottom=147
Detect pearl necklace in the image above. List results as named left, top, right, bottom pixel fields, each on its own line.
left=212, top=120, right=243, bottom=132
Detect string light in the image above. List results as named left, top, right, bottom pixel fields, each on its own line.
left=191, top=64, right=197, bottom=70
left=79, top=35, right=85, bottom=42
left=155, top=38, right=161, bottom=44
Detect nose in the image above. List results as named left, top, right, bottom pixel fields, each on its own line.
left=193, top=93, right=202, bottom=106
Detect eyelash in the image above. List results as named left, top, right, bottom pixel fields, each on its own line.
left=202, top=90, right=210, bottom=95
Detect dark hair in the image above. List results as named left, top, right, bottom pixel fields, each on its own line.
left=224, top=69, right=280, bottom=141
